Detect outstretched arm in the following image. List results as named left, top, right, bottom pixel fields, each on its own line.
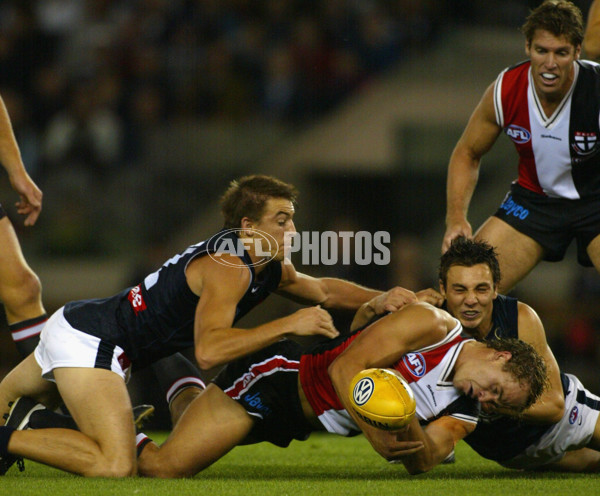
left=277, top=261, right=417, bottom=311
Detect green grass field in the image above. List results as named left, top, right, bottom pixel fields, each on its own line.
left=2, top=431, right=599, bottom=496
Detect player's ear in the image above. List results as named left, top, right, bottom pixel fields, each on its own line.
left=240, top=217, right=255, bottom=236
left=438, top=280, right=446, bottom=297
left=494, top=350, right=512, bottom=363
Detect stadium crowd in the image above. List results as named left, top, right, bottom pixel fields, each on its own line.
left=0, top=0, right=444, bottom=174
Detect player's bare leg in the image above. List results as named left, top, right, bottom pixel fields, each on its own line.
left=0, top=354, right=59, bottom=421
left=169, top=386, right=202, bottom=427
left=586, top=233, right=600, bottom=276
left=138, top=384, right=254, bottom=478
left=0, top=216, right=46, bottom=356
left=4, top=367, right=137, bottom=477
left=536, top=448, right=600, bottom=472
left=475, top=217, right=544, bottom=293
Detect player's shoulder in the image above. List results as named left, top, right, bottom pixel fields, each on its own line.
left=515, top=299, right=541, bottom=323
left=187, top=252, right=252, bottom=293
left=498, top=59, right=530, bottom=76
left=577, top=59, right=600, bottom=72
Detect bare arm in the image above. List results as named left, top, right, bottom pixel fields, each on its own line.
left=328, top=303, right=455, bottom=460
left=350, top=287, right=426, bottom=331
left=442, top=83, right=502, bottom=253
left=584, top=0, right=600, bottom=60
left=397, top=415, right=475, bottom=474
left=510, top=302, right=563, bottom=423
left=0, top=95, right=42, bottom=226
left=188, top=256, right=338, bottom=370
left=277, top=261, right=416, bottom=311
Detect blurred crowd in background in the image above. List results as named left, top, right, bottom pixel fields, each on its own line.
left=0, top=0, right=445, bottom=177
left=0, top=0, right=599, bottom=401
left=0, top=0, right=462, bottom=258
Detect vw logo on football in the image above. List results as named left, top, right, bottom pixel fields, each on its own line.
left=403, top=353, right=426, bottom=378
left=353, top=377, right=375, bottom=406
left=208, top=228, right=279, bottom=268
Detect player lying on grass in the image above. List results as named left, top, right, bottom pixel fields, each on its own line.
left=434, top=236, right=600, bottom=471
left=126, top=296, right=546, bottom=477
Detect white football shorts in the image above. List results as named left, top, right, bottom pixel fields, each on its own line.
left=34, top=306, right=131, bottom=382
left=501, top=373, right=599, bottom=469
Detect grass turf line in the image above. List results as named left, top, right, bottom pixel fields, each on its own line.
left=1, top=431, right=598, bottom=495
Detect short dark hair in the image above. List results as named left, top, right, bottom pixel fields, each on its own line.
left=521, top=0, right=583, bottom=47
left=220, top=175, right=298, bottom=229
left=487, top=338, right=548, bottom=412
left=438, top=237, right=501, bottom=288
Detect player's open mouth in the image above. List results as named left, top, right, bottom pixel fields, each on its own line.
left=462, top=310, right=479, bottom=320
left=541, top=72, right=558, bottom=83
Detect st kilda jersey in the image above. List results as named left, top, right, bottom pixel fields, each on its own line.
left=494, top=60, right=600, bottom=199
left=299, top=314, right=480, bottom=436
left=63, top=229, right=282, bottom=369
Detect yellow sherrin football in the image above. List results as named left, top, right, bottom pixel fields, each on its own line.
left=349, top=368, right=416, bottom=430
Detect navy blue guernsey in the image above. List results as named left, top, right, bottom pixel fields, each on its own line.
left=461, top=294, right=569, bottom=462
left=63, top=230, right=282, bottom=370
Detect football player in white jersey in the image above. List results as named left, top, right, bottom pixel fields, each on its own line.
left=442, top=1, right=600, bottom=293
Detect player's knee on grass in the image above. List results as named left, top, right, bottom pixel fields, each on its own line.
left=138, top=442, right=193, bottom=479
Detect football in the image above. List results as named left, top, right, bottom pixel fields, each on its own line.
left=349, top=368, right=416, bottom=431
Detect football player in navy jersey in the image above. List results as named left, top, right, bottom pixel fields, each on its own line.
left=422, top=237, right=600, bottom=471
left=0, top=174, right=418, bottom=477
left=442, top=1, right=600, bottom=293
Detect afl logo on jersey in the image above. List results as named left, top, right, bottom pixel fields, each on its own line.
left=403, top=353, right=426, bottom=378
left=505, top=125, right=531, bottom=144
left=569, top=406, right=579, bottom=424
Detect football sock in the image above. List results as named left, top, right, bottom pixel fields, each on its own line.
left=0, top=426, right=15, bottom=456
left=8, top=314, right=47, bottom=357
left=28, top=409, right=77, bottom=430
left=136, top=432, right=152, bottom=457
left=150, top=353, right=205, bottom=406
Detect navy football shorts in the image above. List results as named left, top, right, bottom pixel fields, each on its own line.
left=213, top=339, right=313, bottom=447
left=493, top=182, right=600, bottom=266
